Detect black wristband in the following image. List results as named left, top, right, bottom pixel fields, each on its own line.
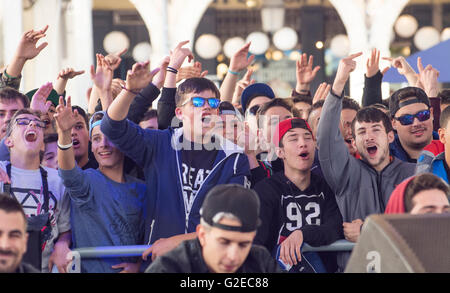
left=167, top=66, right=178, bottom=74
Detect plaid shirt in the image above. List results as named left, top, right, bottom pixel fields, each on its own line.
left=0, top=69, right=21, bottom=90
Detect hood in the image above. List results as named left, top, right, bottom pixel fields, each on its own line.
left=385, top=176, right=415, bottom=214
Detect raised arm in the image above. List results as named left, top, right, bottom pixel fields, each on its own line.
left=54, top=68, right=85, bottom=96
left=231, top=69, right=255, bottom=106
left=5, top=25, right=48, bottom=81
left=164, top=40, right=194, bottom=89
left=89, top=54, right=114, bottom=111
left=293, top=53, right=320, bottom=97
left=362, top=49, right=389, bottom=107
left=220, top=42, right=254, bottom=102
left=107, top=61, right=160, bottom=121
left=54, top=96, right=78, bottom=171
left=317, top=52, right=362, bottom=192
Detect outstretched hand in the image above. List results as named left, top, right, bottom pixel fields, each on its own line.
left=332, top=52, right=363, bottom=96
left=54, top=96, right=79, bottom=133
left=90, top=54, right=113, bottom=92
left=366, top=49, right=389, bottom=78
left=126, top=61, right=160, bottom=92
left=229, top=42, right=255, bottom=73
left=296, top=53, right=320, bottom=92
left=15, top=25, right=49, bottom=61
left=58, top=68, right=85, bottom=80
left=312, top=82, right=331, bottom=104
left=30, top=82, right=53, bottom=113
left=417, top=57, right=439, bottom=97
left=105, top=48, right=127, bottom=71
left=168, top=40, right=194, bottom=70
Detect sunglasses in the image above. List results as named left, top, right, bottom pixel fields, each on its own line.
left=181, top=97, right=220, bottom=109
left=394, top=109, right=431, bottom=125
left=15, top=117, right=47, bottom=128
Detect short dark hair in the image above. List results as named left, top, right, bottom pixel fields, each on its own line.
left=0, top=193, right=27, bottom=229
left=440, top=105, right=450, bottom=129
left=44, top=133, right=58, bottom=144
left=256, top=98, right=294, bottom=128
left=140, top=109, right=158, bottom=123
left=342, top=97, right=361, bottom=112
left=72, top=106, right=88, bottom=129
left=175, top=78, right=221, bottom=106
left=404, top=173, right=450, bottom=213
left=310, top=100, right=324, bottom=112
left=292, top=95, right=312, bottom=105
left=5, top=108, right=41, bottom=138
left=0, top=87, right=30, bottom=108
left=351, top=107, right=393, bottom=138
left=438, top=89, right=450, bottom=106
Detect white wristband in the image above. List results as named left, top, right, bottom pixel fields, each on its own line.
left=57, top=141, right=73, bottom=150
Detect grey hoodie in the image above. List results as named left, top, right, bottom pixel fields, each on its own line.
left=317, top=92, right=415, bottom=222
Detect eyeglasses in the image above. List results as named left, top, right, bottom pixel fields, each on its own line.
left=15, top=117, right=47, bottom=128
left=248, top=104, right=260, bottom=116
left=394, top=109, right=431, bottom=126
left=181, top=97, right=220, bottom=109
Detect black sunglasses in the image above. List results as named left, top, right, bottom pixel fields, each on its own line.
left=394, top=109, right=431, bottom=125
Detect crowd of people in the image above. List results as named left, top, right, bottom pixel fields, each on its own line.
left=0, top=24, right=449, bottom=274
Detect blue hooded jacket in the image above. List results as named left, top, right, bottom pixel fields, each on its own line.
left=101, top=113, right=251, bottom=244
left=389, top=131, right=440, bottom=163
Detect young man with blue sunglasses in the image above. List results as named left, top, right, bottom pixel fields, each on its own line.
left=101, top=41, right=250, bottom=269
left=389, top=86, right=438, bottom=163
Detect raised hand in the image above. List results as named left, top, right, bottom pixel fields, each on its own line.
left=54, top=96, right=78, bottom=133
left=333, top=52, right=363, bottom=96
left=152, top=56, right=170, bottom=89
left=232, top=68, right=255, bottom=104
left=296, top=53, right=320, bottom=93
left=57, top=68, right=85, bottom=80
left=90, top=54, right=113, bottom=92
left=105, top=48, right=127, bottom=71
left=126, top=61, right=160, bottom=92
left=229, top=42, right=255, bottom=73
left=366, top=49, right=389, bottom=78
left=312, top=82, right=331, bottom=104
left=168, top=40, right=194, bottom=70
left=176, top=61, right=208, bottom=83
left=417, top=57, right=439, bottom=97
left=15, top=25, right=49, bottom=61
left=111, top=78, right=126, bottom=98
left=382, top=56, right=414, bottom=76
left=30, top=82, right=53, bottom=113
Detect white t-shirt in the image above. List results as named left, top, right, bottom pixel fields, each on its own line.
left=0, top=161, right=71, bottom=272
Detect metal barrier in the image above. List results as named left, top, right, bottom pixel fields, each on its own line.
left=62, top=240, right=355, bottom=273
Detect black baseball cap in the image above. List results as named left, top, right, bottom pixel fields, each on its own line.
left=200, top=184, right=261, bottom=233
left=241, top=83, right=275, bottom=113
left=389, top=86, right=430, bottom=118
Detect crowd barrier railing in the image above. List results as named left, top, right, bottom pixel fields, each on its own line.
left=58, top=240, right=355, bottom=273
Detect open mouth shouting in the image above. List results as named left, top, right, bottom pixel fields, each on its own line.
left=366, top=144, right=378, bottom=158
left=72, top=138, right=80, bottom=149
left=298, top=150, right=310, bottom=160
left=24, top=130, right=38, bottom=142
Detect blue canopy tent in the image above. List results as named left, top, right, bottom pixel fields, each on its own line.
left=383, top=38, right=450, bottom=83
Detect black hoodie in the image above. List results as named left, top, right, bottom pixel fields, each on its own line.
left=253, top=172, right=344, bottom=253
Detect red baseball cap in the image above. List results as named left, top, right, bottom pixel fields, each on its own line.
left=273, top=117, right=313, bottom=146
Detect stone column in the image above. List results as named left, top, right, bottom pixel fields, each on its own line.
left=329, top=0, right=410, bottom=103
